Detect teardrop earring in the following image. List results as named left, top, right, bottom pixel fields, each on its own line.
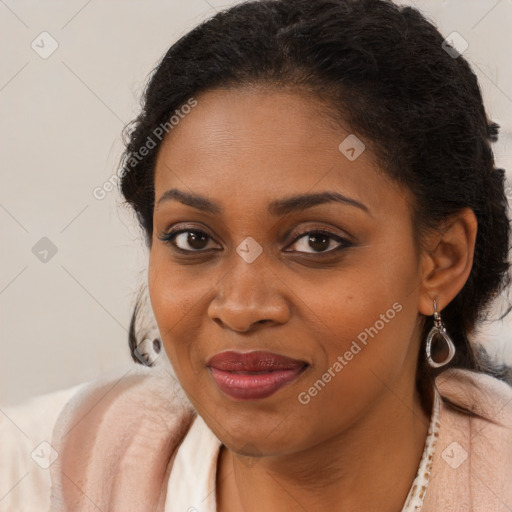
left=425, top=299, right=456, bottom=368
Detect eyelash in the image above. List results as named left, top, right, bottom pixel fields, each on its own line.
left=158, top=227, right=353, bottom=255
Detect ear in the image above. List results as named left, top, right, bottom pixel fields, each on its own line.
left=418, top=207, right=478, bottom=315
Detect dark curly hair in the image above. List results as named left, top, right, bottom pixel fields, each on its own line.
left=119, top=0, right=511, bottom=415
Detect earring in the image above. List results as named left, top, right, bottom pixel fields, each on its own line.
left=425, top=299, right=456, bottom=368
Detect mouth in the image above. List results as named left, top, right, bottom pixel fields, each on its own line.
left=206, top=350, right=309, bottom=400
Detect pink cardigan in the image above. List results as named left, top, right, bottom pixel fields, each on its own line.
left=47, top=366, right=512, bottom=511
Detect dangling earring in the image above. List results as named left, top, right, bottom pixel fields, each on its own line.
left=426, top=299, right=456, bottom=368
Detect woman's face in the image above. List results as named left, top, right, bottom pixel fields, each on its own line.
left=149, top=86, right=427, bottom=456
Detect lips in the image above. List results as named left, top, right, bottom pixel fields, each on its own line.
left=206, top=350, right=308, bottom=400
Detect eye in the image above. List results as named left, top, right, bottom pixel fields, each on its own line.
left=285, top=229, right=352, bottom=254
left=159, top=227, right=352, bottom=255
left=159, top=229, right=221, bottom=253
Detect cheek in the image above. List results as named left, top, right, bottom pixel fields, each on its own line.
left=147, top=247, right=209, bottom=376
left=296, top=240, right=420, bottom=411
left=290, top=306, right=419, bottom=450
left=291, top=236, right=418, bottom=346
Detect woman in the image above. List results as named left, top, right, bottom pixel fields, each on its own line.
left=1, top=0, right=511, bottom=510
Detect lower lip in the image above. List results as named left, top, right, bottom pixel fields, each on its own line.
left=208, top=366, right=306, bottom=400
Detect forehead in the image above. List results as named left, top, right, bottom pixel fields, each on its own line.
left=157, top=86, right=345, bottom=157
left=153, top=87, right=404, bottom=215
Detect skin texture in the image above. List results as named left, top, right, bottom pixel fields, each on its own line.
left=148, top=86, right=477, bottom=511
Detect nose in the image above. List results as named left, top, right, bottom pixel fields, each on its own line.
left=207, top=257, right=291, bottom=333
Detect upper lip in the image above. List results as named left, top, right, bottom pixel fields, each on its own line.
left=206, top=350, right=308, bottom=372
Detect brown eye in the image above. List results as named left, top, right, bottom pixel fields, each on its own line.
left=160, top=229, right=220, bottom=252
left=287, top=230, right=352, bottom=254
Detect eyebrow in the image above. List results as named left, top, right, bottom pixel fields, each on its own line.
left=156, top=188, right=370, bottom=216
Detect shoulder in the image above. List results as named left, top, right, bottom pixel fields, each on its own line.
left=0, top=382, right=86, bottom=512
left=435, top=367, right=512, bottom=431
left=423, top=368, right=512, bottom=511
left=48, top=365, right=195, bottom=511
left=0, top=366, right=195, bottom=512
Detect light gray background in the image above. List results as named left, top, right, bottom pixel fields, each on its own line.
left=1, top=0, right=511, bottom=405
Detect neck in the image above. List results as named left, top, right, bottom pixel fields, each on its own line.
left=217, top=381, right=433, bottom=512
